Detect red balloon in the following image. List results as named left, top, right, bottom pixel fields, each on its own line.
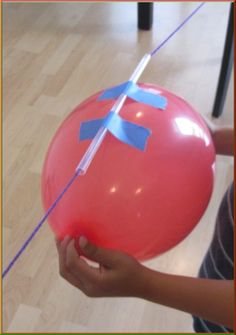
left=41, top=84, right=215, bottom=260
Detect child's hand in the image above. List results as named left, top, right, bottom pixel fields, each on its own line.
left=56, top=236, right=147, bottom=297
left=56, top=236, right=234, bottom=329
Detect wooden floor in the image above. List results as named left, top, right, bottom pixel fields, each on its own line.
left=2, top=2, right=234, bottom=333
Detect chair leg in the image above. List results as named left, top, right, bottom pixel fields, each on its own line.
left=212, top=3, right=234, bottom=118
left=138, top=3, right=153, bottom=30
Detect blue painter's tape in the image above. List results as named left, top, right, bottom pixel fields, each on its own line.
left=105, top=112, right=151, bottom=151
left=127, top=83, right=167, bottom=109
left=79, top=118, right=104, bottom=141
left=97, top=81, right=132, bottom=100
left=98, top=81, right=167, bottom=110
left=79, top=111, right=151, bottom=151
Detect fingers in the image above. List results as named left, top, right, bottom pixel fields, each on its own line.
left=56, top=236, right=136, bottom=298
left=78, top=236, right=118, bottom=268
left=56, top=236, right=84, bottom=289
left=56, top=237, right=102, bottom=285
left=56, top=235, right=71, bottom=274
left=66, top=239, right=100, bottom=281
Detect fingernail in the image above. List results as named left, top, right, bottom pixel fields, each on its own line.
left=79, top=236, right=88, bottom=249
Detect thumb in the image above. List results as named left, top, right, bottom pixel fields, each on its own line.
left=78, top=236, right=116, bottom=267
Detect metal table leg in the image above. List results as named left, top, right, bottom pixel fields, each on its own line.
left=138, top=3, right=153, bottom=31
left=212, top=3, right=234, bottom=118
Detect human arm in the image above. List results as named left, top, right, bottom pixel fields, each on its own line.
left=139, top=266, right=234, bottom=329
left=56, top=236, right=234, bottom=330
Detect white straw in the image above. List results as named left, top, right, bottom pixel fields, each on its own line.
left=76, top=53, right=151, bottom=174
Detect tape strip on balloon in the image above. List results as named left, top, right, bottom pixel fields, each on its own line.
left=79, top=81, right=167, bottom=151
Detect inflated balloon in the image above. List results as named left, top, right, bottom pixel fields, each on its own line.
left=41, top=83, right=215, bottom=260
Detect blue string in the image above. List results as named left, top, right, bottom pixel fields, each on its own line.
left=2, top=169, right=81, bottom=278
left=150, top=3, right=205, bottom=57
left=2, top=2, right=205, bottom=279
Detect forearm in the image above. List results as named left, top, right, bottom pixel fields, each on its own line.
left=137, top=267, right=234, bottom=329
left=212, top=127, right=234, bottom=156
